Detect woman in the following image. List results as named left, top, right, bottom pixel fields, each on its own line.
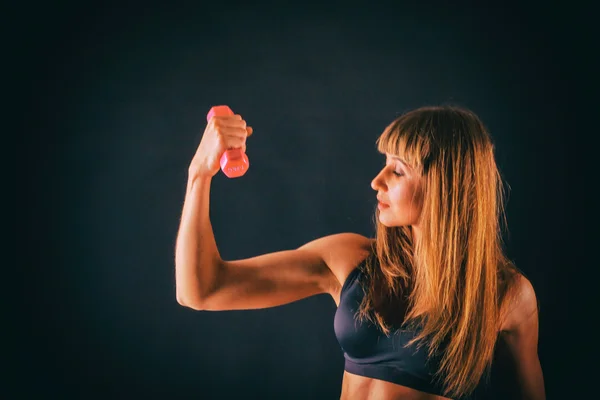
left=175, top=105, right=546, bottom=399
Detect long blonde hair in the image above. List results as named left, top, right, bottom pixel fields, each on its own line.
left=357, top=105, right=519, bottom=398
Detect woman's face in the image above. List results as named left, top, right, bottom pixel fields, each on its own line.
left=371, top=153, right=424, bottom=228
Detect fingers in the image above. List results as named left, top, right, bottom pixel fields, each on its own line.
left=222, top=135, right=246, bottom=152
left=208, top=113, right=242, bottom=122
left=210, top=114, right=244, bottom=127
left=219, top=127, right=248, bottom=138
left=210, top=114, right=253, bottom=138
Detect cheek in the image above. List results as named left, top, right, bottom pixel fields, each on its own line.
left=389, top=184, right=424, bottom=218
left=389, top=185, right=418, bottom=208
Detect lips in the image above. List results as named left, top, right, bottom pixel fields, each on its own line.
left=377, top=197, right=390, bottom=207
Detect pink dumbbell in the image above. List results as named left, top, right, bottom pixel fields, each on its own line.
left=206, top=105, right=250, bottom=178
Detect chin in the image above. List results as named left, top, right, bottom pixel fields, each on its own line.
left=377, top=215, right=396, bottom=228
left=377, top=214, right=411, bottom=229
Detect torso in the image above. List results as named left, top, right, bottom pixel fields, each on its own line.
left=323, top=233, right=518, bottom=400
left=340, top=372, right=452, bottom=400
left=323, top=235, right=451, bottom=399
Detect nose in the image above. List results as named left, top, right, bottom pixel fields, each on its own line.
left=371, top=168, right=387, bottom=191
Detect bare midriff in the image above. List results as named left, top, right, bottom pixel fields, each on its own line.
left=339, top=371, right=452, bottom=400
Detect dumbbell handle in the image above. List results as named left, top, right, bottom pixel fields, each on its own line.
left=206, top=105, right=250, bottom=178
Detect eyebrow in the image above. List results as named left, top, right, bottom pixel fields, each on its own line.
left=384, top=153, right=409, bottom=167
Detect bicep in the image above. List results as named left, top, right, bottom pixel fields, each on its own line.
left=199, top=247, right=333, bottom=311
left=193, top=232, right=371, bottom=312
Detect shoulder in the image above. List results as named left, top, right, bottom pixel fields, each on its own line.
left=496, top=274, right=546, bottom=399
left=298, top=232, right=373, bottom=257
left=499, top=273, right=540, bottom=332
left=298, top=232, right=374, bottom=294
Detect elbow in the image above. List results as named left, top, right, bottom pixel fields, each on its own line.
left=174, top=268, right=211, bottom=310
left=176, top=290, right=205, bottom=310
left=175, top=260, right=223, bottom=310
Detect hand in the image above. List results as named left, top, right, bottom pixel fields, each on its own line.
left=189, top=114, right=253, bottom=178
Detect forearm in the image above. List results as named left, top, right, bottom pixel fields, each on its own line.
left=175, top=172, right=222, bottom=307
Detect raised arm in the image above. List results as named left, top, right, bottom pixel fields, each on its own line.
left=175, top=109, right=371, bottom=311
left=174, top=111, right=249, bottom=307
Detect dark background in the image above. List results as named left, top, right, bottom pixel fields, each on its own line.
left=14, top=1, right=591, bottom=399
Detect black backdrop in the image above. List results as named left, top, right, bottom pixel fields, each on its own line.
left=15, top=1, right=591, bottom=399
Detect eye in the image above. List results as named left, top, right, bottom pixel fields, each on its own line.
left=392, top=165, right=404, bottom=175
left=382, top=159, right=405, bottom=177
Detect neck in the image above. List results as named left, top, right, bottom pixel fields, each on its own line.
left=410, top=225, right=421, bottom=245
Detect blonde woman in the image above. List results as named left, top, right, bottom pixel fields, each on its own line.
left=175, top=105, right=545, bottom=399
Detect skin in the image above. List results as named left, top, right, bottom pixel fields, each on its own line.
left=335, top=154, right=450, bottom=400
left=175, top=117, right=545, bottom=400
left=335, top=152, right=545, bottom=400
left=371, top=153, right=424, bottom=236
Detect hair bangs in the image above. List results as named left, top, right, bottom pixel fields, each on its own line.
left=376, top=116, right=431, bottom=175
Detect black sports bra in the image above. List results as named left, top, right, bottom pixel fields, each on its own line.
left=333, top=262, right=449, bottom=396
left=333, top=258, right=509, bottom=399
